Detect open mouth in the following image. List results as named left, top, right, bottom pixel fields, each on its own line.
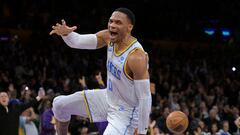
left=1, top=100, right=6, bottom=104
left=110, top=31, right=118, bottom=39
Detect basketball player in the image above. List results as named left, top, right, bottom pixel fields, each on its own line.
left=50, top=8, right=152, bottom=135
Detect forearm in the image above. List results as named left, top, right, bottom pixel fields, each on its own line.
left=20, top=98, right=38, bottom=113
left=56, top=119, right=70, bottom=135
left=62, top=32, right=97, bottom=50
left=135, top=79, right=152, bottom=134
left=138, top=97, right=152, bottom=134
left=29, top=108, right=37, bottom=121
left=26, top=116, right=36, bottom=123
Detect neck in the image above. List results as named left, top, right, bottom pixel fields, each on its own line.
left=115, top=35, right=134, bottom=52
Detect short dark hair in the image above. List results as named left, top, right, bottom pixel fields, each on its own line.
left=115, top=7, right=135, bottom=25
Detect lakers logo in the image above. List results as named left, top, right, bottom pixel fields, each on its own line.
left=107, top=60, right=121, bottom=80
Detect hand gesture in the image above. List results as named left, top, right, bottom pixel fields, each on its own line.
left=95, top=72, right=105, bottom=86
left=36, top=87, right=46, bottom=101
left=38, top=87, right=46, bottom=99
left=149, top=120, right=156, bottom=129
left=49, top=19, right=77, bottom=36
left=79, top=76, right=87, bottom=88
left=95, top=72, right=103, bottom=82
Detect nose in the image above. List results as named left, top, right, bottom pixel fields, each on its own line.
left=108, top=22, right=116, bottom=30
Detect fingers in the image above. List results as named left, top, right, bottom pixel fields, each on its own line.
left=49, top=30, right=55, bottom=35
left=50, top=25, right=58, bottom=35
left=50, top=24, right=61, bottom=35
left=61, top=19, right=66, bottom=26
left=56, top=23, right=61, bottom=27
left=71, top=26, right=77, bottom=31
left=50, top=19, right=77, bottom=36
left=50, top=20, right=64, bottom=35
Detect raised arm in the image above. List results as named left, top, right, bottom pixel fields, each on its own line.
left=19, top=88, right=45, bottom=113
left=49, top=19, right=110, bottom=49
left=128, top=50, right=152, bottom=135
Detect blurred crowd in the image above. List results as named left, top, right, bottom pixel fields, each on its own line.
left=0, top=0, right=240, bottom=134
left=147, top=43, right=240, bottom=135
left=1, top=0, right=240, bottom=41
left=0, top=34, right=240, bottom=135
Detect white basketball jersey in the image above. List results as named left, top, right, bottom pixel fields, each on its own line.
left=106, top=39, right=145, bottom=133
left=106, top=38, right=144, bottom=107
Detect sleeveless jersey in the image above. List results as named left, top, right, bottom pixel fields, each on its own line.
left=106, top=39, right=145, bottom=133
left=106, top=39, right=144, bottom=107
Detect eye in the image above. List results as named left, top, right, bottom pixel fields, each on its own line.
left=115, top=20, right=122, bottom=25
left=109, top=19, right=113, bottom=24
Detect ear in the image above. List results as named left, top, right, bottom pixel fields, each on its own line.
left=128, top=24, right=133, bottom=32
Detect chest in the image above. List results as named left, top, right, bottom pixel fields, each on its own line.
left=107, top=47, right=129, bottom=79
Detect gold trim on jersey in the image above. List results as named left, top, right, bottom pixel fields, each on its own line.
left=123, top=47, right=144, bottom=81
left=113, top=38, right=137, bottom=57
left=81, top=91, right=93, bottom=122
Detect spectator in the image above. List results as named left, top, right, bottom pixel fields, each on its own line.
left=217, top=121, right=231, bottom=135
left=189, top=119, right=210, bottom=135
left=40, top=99, right=56, bottom=135
left=21, top=107, right=39, bottom=135
left=149, top=120, right=162, bottom=135
left=156, top=106, right=171, bottom=133
left=204, top=109, right=221, bottom=132
left=210, top=123, right=219, bottom=135
left=0, top=89, right=44, bottom=135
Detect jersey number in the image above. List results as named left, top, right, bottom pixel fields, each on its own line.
left=108, top=79, right=113, bottom=91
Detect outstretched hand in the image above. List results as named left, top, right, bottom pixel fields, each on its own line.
left=49, top=19, right=77, bottom=36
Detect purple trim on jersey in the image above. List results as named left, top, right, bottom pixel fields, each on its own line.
left=124, top=107, right=136, bottom=135
left=95, top=121, right=108, bottom=135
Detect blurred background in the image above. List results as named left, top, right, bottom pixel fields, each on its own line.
left=0, top=0, right=240, bottom=135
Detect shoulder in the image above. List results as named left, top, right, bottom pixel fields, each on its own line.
left=128, top=49, right=148, bottom=72
left=96, top=30, right=110, bottom=42
left=128, top=48, right=147, bottom=63
left=127, top=48, right=149, bottom=79
left=96, top=29, right=109, bottom=36
left=96, top=29, right=110, bottom=47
